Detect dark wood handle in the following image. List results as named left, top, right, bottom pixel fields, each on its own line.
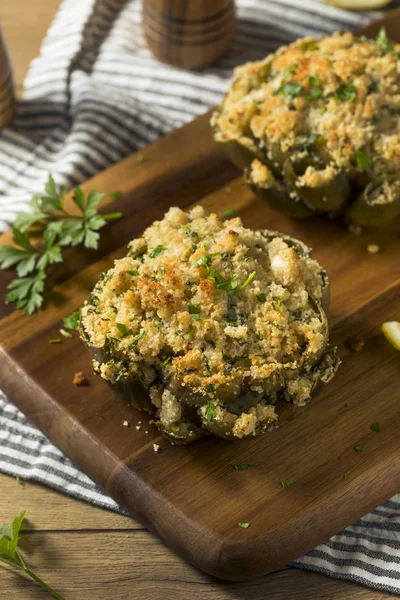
left=142, top=0, right=236, bottom=70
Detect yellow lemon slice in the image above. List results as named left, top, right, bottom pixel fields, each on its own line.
left=382, top=321, right=400, bottom=351
left=326, top=0, right=392, bottom=9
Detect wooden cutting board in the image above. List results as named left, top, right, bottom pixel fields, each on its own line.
left=1, top=13, right=400, bottom=583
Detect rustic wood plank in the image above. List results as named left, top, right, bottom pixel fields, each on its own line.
left=0, top=474, right=138, bottom=531
left=0, top=530, right=392, bottom=600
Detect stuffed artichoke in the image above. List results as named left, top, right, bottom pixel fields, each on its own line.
left=211, top=29, right=400, bottom=226
left=80, top=207, right=339, bottom=444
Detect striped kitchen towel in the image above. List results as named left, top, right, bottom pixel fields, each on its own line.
left=1, top=0, right=400, bottom=593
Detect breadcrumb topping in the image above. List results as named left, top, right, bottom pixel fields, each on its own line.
left=212, top=31, right=400, bottom=199
left=81, top=207, right=337, bottom=441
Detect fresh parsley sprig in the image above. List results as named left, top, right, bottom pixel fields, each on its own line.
left=0, top=175, right=122, bottom=315
left=0, top=511, right=65, bottom=599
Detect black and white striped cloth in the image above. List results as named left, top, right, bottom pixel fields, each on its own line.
left=1, top=0, right=400, bottom=592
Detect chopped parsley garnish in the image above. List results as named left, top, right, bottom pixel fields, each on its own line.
left=149, top=244, right=166, bottom=258
left=205, top=401, right=216, bottom=420
left=95, top=412, right=105, bottom=419
left=188, top=304, right=201, bottom=316
left=136, top=153, right=146, bottom=164
left=354, top=444, right=365, bottom=453
left=63, top=310, right=80, bottom=330
left=237, top=522, right=251, bottom=529
left=376, top=26, right=395, bottom=55
left=239, top=271, right=256, bottom=291
left=195, top=254, right=214, bottom=268
left=208, top=269, right=238, bottom=294
left=49, top=338, right=61, bottom=344
left=126, top=269, right=139, bottom=276
left=281, top=478, right=296, bottom=488
left=334, top=84, right=357, bottom=102
left=110, top=306, right=118, bottom=314
left=274, top=297, right=283, bottom=311
left=60, top=328, right=72, bottom=338
left=308, top=87, right=322, bottom=100
left=280, top=82, right=304, bottom=99
left=222, top=209, right=235, bottom=219
left=371, top=422, right=381, bottom=433
left=205, top=384, right=215, bottom=395
left=161, top=356, right=172, bottom=366
left=111, top=190, right=122, bottom=199
left=282, top=63, right=298, bottom=80
left=355, top=150, right=372, bottom=169
left=287, top=413, right=296, bottom=422
left=309, top=75, right=320, bottom=88
left=220, top=251, right=231, bottom=261
left=343, top=469, right=351, bottom=480
left=256, top=293, right=266, bottom=303
left=116, top=323, right=133, bottom=337
left=129, top=330, right=146, bottom=349
left=230, top=464, right=254, bottom=471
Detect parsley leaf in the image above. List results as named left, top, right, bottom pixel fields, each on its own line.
left=205, top=401, right=216, bottom=420
left=239, top=271, right=256, bottom=291
left=116, top=323, right=133, bottom=337
left=371, top=422, right=381, bottom=433
left=281, top=478, right=296, bottom=488
left=63, top=310, right=80, bottom=331
left=129, top=330, right=146, bottom=349
left=354, top=444, right=365, bottom=452
left=280, top=82, right=304, bottom=99
left=334, top=84, right=357, bottom=102
left=0, top=175, right=122, bottom=315
left=0, top=511, right=65, bottom=599
left=256, top=293, right=266, bottom=303
left=355, top=150, right=372, bottom=169
left=222, top=208, right=235, bottom=219
left=344, top=469, right=351, bottom=480
left=188, top=304, right=201, bottom=315
left=237, top=522, right=251, bottom=529
left=149, top=244, right=166, bottom=258
left=376, top=26, right=396, bottom=55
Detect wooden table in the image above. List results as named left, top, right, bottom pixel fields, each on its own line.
left=0, top=2, right=393, bottom=598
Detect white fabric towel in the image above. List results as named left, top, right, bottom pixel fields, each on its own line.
left=1, top=0, right=400, bottom=593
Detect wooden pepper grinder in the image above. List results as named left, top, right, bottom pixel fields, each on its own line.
left=142, top=0, right=236, bottom=70
left=0, top=26, right=15, bottom=128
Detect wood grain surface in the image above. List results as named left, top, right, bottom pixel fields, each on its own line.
left=0, top=1, right=398, bottom=597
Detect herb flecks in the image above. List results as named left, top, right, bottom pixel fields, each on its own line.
left=237, top=522, right=251, bottom=529
left=222, top=209, right=235, bottom=219
left=205, top=401, right=216, bottom=420
left=63, top=310, right=80, bottom=331
left=281, top=478, right=296, bottom=488
left=354, top=444, right=365, bottom=453
left=371, top=422, right=381, bottom=433
left=334, top=84, right=357, bottom=102
left=355, top=150, right=372, bottom=169
left=280, top=82, right=304, bottom=99
left=149, top=244, right=166, bottom=259
left=344, top=469, right=351, bottom=480
left=0, top=175, right=122, bottom=315
left=116, top=323, right=133, bottom=338
left=239, top=271, right=256, bottom=291
left=230, top=464, right=254, bottom=471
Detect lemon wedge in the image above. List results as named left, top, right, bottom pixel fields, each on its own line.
left=326, top=0, right=392, bottom=9
left=382, top=321, right=400, bottom=351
